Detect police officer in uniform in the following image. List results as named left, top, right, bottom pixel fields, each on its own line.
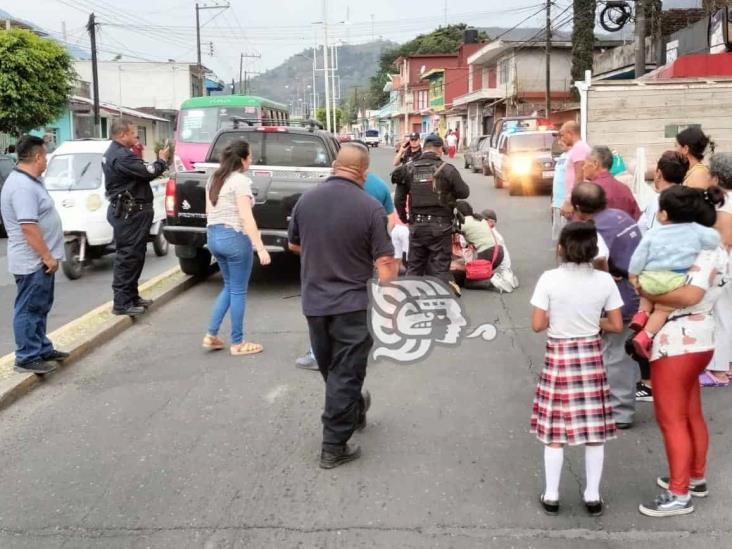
left=393, top=133, right=469, bottom=294
left=103, top=119, right=169, bottom=316
left=393, top=131, right=422, bottom=166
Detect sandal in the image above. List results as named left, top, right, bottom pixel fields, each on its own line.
left=699, top=370, right=729, bottom=387
left=231, top=342, right=264, bottom=356
left=202, top=335, right=225, bottom=350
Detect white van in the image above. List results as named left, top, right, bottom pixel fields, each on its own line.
left=44, top=139, right=168, bottom=280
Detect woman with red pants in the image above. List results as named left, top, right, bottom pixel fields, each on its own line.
left=638, top=187, right=729, bottom=517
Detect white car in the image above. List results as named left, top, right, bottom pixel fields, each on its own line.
left=44, top=139, right=168, bottom=280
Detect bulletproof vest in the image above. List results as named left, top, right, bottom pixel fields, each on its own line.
left=408, top=157, right=447, bottom=210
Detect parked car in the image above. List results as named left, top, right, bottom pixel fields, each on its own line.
left=364, top=129, right=380, bottom=148
left=164, top=124, right=341, bottom=276
left=489, top=130, right=559, bottom=196
left=464, top=135, right=489, bottom=172
left=0, top=154, right=16, bottom=237
left=476, top=137, right=493, bottom=176
left=44, top=140, right=169, bottom=279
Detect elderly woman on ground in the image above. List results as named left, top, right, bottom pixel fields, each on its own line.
left=699, top=153, right=732, bottom=386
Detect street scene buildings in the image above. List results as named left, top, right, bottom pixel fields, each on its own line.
left=1, top=1, right=732, bottom=547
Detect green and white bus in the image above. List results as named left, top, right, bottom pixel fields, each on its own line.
left=175, top=95, right=289, bottom=170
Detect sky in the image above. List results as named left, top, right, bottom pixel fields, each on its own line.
left=5, top=0, right=585, bottom=82
left=5, top=0, right=694, bottom=82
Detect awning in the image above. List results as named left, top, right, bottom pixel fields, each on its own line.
left=453, top=89, right=505, bottom=107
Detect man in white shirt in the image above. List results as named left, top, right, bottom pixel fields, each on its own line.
left=637, top=151, right=688, bottom=234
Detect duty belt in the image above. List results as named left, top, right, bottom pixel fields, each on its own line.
left=411, top=214, right=451, bottom=224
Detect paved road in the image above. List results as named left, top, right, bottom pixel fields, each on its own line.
left=0, top=238, right=178, bottom=357
left=0, top=147, right=730, bottom=548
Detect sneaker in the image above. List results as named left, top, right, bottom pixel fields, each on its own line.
left=14, top=359, right=58, bottom=375
left=635, top=382, right=653, bottom=402
left=639, top=490, right=694, bottom=517
left=629, top=310, right=649, bottom=332
left=632, top=331, right=653, bottom=360
left=42, top=350, right=70, bottom=362
left=656, top=477, right=708, bottom=498
left=319, top=443, right=361, bottom=469
left=295, top=349, right=319, bottom=371
left=539, top=494, right=559, bottom=516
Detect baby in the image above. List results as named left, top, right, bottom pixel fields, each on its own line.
left=628, top=185, right=721, bottom=358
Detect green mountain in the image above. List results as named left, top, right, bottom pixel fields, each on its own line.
left=246, top=40, right=397, bottom=111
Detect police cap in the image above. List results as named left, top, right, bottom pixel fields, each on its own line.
left=424, top=133, right=444, bottom=148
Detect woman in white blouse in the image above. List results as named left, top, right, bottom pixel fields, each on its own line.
left=202, top=140, right=271, bottom=356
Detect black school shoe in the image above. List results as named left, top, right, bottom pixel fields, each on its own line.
left=585, top=500, right=604, bottom=517
left=319, top=444, right=361, bottom=469
left=539, top=494, right=559, bottom=515
left=134, top=297, right=153, bottom=308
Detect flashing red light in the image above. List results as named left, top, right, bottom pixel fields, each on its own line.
left=256, top=126, right=288, bottom=132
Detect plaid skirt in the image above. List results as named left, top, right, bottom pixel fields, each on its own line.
left=530, top=335, right=616, bottom=445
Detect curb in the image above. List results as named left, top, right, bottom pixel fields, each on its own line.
left=0, top=266, right=199, bottom=412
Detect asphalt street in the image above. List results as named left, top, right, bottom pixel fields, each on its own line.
left=0, top=147, right=730, bottom=548
left=0, top=239, right=178, bottom=356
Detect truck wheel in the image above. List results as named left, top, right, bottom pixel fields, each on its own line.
left=509, top=181, right=523, bottom=196
left=178, top=248, right=211, bottom=277
left=494, top=175, right=503, bottom=189
left=152, top=223, right=169, bottom=257
left=62, top=240, right=84, bottom=280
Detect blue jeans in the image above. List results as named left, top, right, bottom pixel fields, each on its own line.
left=13, top=268, right=55, bottom=365
left=207, top=225, right=254, bottom=345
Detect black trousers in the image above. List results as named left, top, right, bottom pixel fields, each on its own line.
left=476, top=245, right=504, bottom=268
left=406, top=222, right=453, bottom=283
left=107, top=205, right=154, bottom=309
left=307, top=310, right=372, bottom=450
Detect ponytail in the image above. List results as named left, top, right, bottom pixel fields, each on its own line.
left=209, top=140, right=250, bottom=206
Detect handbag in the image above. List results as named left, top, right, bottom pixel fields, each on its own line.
left=465, top=224, right=500, bottom=281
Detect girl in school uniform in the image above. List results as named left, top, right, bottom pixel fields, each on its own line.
left=530, top=221, right=624, bottom=516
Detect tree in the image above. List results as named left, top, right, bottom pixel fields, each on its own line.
left=570, top=0, right=597, bottom=101
left=367, top=24, right=489, bottom=109
left=0, top=29, right=75, bottom=136
left=315, top=107, right=344, bottom=131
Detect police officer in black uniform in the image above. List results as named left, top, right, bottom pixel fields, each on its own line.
left=393, top=131, right=422, bottom=166
left=393, top=133, right=470, bottom=293
left=103, top=119, right=169, bottom=316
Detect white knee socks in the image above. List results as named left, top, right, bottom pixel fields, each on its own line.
left=543, top=446, right=564, bottom=501
left=543, top=445, right=604, bottom=502
left=584, top=445, right=605, bottom=502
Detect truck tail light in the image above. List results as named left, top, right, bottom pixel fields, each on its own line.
left=165, top=177, right=176, bottom=217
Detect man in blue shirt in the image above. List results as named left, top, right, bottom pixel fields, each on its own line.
left=0, top=135, right=68, bottom=375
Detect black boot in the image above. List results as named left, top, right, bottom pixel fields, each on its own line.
left=356, top=390, right=371, bottom=431
left=319, top=444, right=361, bottom=469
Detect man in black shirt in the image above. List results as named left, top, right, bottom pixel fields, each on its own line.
left=393, top=134, right=470, bottom=294
left=288, top=143, right=397, bottom=469
left=103, top=119, right=169, bottom=316
left=393, top=132, right=422, bottom=166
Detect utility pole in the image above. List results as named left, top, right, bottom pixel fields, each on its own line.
left=330, top=42, right=338, bottom=132
left=239, top=53, right=243, bottom=94
left=195, top=2, right=230, bottom=97
left=545, top=0, right=551, bottom=116
left=322, top=0, right=332, bottom=133
left=634, top=0, right=646, bottom=78
left=86, top=13, right=100, bottom=137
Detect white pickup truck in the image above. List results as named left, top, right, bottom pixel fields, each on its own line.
left=488, top=130, right=559, bottom=196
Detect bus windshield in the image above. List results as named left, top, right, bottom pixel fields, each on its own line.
left=178, top=107, right=259, bottom=143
